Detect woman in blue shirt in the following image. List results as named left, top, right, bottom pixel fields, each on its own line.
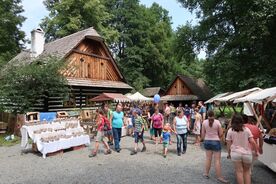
left=110, top=103, right=124, bottom=152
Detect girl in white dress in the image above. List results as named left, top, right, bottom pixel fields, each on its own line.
left=193, top=108, right=202, bottom=146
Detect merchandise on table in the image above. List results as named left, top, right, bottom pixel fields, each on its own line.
left=20, top=118, right=90, bottom=158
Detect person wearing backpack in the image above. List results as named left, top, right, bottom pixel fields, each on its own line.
left=89, top=109, right=112, bottom=157
left=151, top=108, right=164, bottom=145
left=130, top=110, right=146, bottom=155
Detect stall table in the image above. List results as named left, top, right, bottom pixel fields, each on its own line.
left=259, top=142, right=276, bottom=172
left=21, top=119, right=90, bottom=158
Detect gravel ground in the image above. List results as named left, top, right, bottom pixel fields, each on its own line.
left=0, top=132, right=275, bottom=184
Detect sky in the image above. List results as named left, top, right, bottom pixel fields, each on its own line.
left=20, top=0, right=204, bottom=58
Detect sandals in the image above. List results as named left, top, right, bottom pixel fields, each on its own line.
left=217, top=177, right=229, bottom=183
left=203, top=174, right=229, bottom=183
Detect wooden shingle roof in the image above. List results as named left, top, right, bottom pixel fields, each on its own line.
left=11, top=27, right=102, bottom=63
left=67, top=78, right=132, bottom=89
left=142, top=87, right=161, bottom=97
left=166, top=75, right=213, bottom=100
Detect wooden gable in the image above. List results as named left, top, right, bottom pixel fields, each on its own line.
left=62, top=38, right=121, bottom=81
left=166, top=77, right=193, bottom=95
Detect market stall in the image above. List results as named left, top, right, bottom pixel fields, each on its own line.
left=234, top=87, right=276, bottom=129
left=21, top=118, right=90, bottom=158
left=126, top=92, right=152, bottom=101
left=233, top=87, right=276, bottom=172
left=89, top=93, right=131, bottom=102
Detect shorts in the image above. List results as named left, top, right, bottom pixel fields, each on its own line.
left=95, top=131, right=107, bottom=142
left=154, top=128, right=162, bottom=137
left=134, top=131, right=144, bottom=143
left=104, top=129, right=113, bottom=136
left=163, top=141, right=169, bottom=148
left=231, top=152, right=253, bottom=164
left=204, top=140, right=221, bottom=152
left=150, top=128, right=155, bottom=136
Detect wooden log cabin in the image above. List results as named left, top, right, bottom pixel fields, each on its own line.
left=10, top=27, right=132, bottom=111
left=161, top=75, right=212, bottom=102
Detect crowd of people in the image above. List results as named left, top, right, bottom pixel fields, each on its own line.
left=88, top=101, right=264, bottom=184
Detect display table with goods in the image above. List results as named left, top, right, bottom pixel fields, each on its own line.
left=259, top=129, right=276, bottom=172
left=20, top=118, right=90, bottom=158
left=259, top=141, right=276, bottom=172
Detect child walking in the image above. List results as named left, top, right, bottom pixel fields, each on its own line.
left=89, top=109, right=112, bottom=157
left=130, top=110, right=146, bottom=155
left=163, top=123, right=172, bottom=158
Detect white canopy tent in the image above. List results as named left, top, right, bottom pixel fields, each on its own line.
left=234, top=87, right=276, bottom=104
left=205, top=92, right=231, bottom=104
left=215, top=87, right=262, bottom=102
left=233, top=87, right=276, bottom=129
left=126, top=92, right=152, bottom=101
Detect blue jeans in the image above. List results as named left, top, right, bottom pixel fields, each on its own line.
left=112, top=128, right=122, bottom=150
left=176, top=133, right=187, bottom=153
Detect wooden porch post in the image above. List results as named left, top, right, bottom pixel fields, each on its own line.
left=80, top=88, right=83, bottom=109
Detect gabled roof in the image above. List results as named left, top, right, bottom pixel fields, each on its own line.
left=166, top=75, right=213, bottom=100
left=9, top=27, right=127, bottom=83
left=12, top=28, right=101, bottom=62
left=142, top=87, right=162, bottom=97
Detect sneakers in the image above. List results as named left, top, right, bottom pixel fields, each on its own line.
left=89, top=152, right=97, bottom=158
left=130, top=150, right=137, bottom=155
left=163, top=155, right=167, bottom=158
left=141, top=146, right=146, bottom=152
left=177, top=152, right=181, bottom=156
left=182, top=151, right=186, bottom=154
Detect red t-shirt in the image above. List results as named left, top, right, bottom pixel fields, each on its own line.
left=151, top=113, right=163, bottom=129
left=97, top=116, right=111, bottom=131
left=244, top=123, right=261, bottom=151
left=244, top=123, right=261, bottom=141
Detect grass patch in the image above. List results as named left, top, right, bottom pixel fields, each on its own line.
left=0, top=134, right=20, bottom=147
left=214, top=106, right=243, bottom=118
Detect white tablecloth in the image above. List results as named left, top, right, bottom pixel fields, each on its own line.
left=259, top=142, right=276, bottom=172
left=20, top=119, right=90, bottom=158
left=39, top=135, right=90, bottom=158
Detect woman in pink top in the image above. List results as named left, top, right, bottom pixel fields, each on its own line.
left=151, top=108, right=164, bottom=145
left=226, top=114, right=258, bottom=184
left=201, top=110, right=228, bottom=183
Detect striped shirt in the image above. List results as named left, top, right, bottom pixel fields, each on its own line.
left=175, top=116, right=188, bottom=134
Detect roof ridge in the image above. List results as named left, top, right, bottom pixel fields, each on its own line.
left=45, top=27, right=98, bottom=46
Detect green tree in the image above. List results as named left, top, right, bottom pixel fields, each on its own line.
left=170, top=24, right=203, bottom=82
left=0, top=0, right=26, bottom=66
left=178, top=0, right=276, bottom=93
left=41, top=0, right=118, bottom=43
left=104, top=1, right=174, bottom=90
left=0, top=57, right=68, bottom=113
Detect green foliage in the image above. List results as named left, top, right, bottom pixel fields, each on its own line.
left=0, top=0, right=26, bottom=67
left=0, top=57, right=69, bottom=113
left=178, top=0, right=276, bottom=93
left=170, top=24, right=204, bottom=81
left=41, top=0, right=118, bottom=43
left=104, top=1, right=174, bottom=90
